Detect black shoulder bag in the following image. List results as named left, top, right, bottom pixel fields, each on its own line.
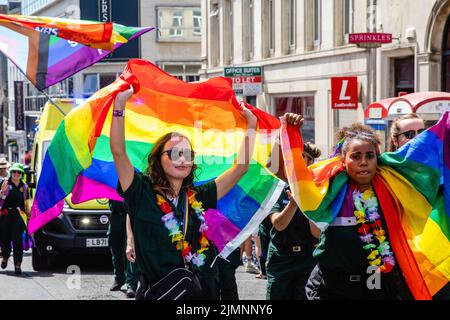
left=143, top=192, right=204, bottom=300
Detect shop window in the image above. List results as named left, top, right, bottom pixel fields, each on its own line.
left=275, top=96, right=315, bottom=142
left=394, top=56, right=414, bottom=96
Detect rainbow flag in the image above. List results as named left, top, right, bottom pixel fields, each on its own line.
left=0, top=14, right=154, bottom=90
left=28, top=59, right=285, bottom=258
left=280, top=113, right=450, bottom=300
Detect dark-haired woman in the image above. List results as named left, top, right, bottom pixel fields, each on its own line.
left=282, top=115, right=414, bottom=300
left=110, top=88, right=258, bottom=300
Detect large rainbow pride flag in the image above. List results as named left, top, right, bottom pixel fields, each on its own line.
left=280, top=113, right=450, bottom=299
left=28, top=59, right=285, bottom=258
left=0, top=14, right=154, bottom=90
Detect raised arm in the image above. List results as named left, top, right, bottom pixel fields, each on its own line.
left=274, top=113, right=305, bottom=182
left=110, top=88, right=135, bottom=192
left=215, top=104, right=258, bottom=200
left=270, top=190, right=298, bottom=232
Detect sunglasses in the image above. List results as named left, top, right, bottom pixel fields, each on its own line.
left=395, top=128, right=425, bottom=140
left=11, top=170, right=22, bottom=174
left=161, top=148, right=195, bottom=162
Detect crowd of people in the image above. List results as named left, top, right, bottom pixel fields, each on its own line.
left=105, top=88, right=448, bottom=300
left=0, top=88, right=446, bottom=301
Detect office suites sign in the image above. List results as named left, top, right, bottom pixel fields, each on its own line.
left=331, top=77, right=358, bottom=109
left=224, top=67, right=262, bottom=96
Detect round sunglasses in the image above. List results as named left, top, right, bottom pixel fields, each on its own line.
left=395, top=128, right=425, bottom=140
left=10, top=170, right=22, bottom=174
left=161, top=148, right=195, bottom=162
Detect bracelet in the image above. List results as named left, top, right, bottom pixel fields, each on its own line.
left=113, top=110, right=125, bottom=117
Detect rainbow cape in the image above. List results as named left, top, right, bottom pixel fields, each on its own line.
left=28, top=59, right=285, bottom=258
left=280, top=113, right=450, bottom=300
left=0, top=14, right=154, bottom=90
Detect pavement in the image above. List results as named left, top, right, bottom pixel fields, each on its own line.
left=0, top=250, right=267, bottom=300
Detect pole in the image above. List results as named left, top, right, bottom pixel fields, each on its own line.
left=38, top=89, right=66, bottom=116
left=367, top=0, right=377, bottom=103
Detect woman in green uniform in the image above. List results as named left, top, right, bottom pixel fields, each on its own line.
left=265, top=142, right=321, bottom=300
left=278, top=118, right=413, bottom=300
left=110, top=88, right=257, bottom=300
left=0, top=163, right=29, bottom=275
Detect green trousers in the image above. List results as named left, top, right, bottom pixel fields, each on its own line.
left=107, top=213, right=140, bottom=290
left=218, top=248, right=241, bottom=300
left=266, top=245, right=316, bottom=300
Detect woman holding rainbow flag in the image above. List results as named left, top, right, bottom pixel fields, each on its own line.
left=280, top=112, right=449, bottom=300
left=0, top=163, right=29, bottom=275
left=110, top=87, right=258, bottom=300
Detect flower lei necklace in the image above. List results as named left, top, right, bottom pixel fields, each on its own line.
left=156, top=190, right=209, bottom=267
left=353, top=187, right=396, bottom=273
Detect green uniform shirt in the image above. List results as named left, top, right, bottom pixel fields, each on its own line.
left=269, top=188, right=317, bottom=252
left=313, top=186, right=390, bottom=274
left=118, top=172, right=218, bottom=285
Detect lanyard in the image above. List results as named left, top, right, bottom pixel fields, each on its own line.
left=182, top=192, right=189, bottom=241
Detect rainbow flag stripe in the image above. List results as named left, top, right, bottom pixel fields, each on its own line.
left=280, top=113, right=450, bottom=300
left=0, top=14, right=154, bottom=90
left=29, top=59, right=284, bottom=258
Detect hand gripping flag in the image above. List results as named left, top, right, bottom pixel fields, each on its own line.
left=28, top=59, right=285, bottom=258
left=0, top=14, right=154, bottom=90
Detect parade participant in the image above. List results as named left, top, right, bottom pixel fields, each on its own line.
left=242, top=236, right=259, bottom=274
left=0, top=158, right=9, bottom=184
left=388, top=113, right=425, bottom=151
left=217, top=248, right=241, bottom=300
left=110, top=87, right=258, bottom=300
left=108, top=199, right=140, bottom=298
left=255, top=218, right=272, bottom=280
left=265, top=142, right=321, bottom=300
left=0, top=163, right=29, bottom=275
left=280, top=116, right=414, bottom=299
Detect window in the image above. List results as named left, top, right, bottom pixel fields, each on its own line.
left=269, top=0, right=275, bottom=56
left=83, top=74, right=99, bottom=98
left=394, top=56, right=415, bottom=96
left=193, top=9, right=201, bottom=36
left=288, top=0, right=296, bottom=52
left=275, top=96, right=315, bottom=142
left=157, top=7, right=201, bottom=42
left=243, top=0, right=254, bottom=61
left=210, top=2, right=220, bottom=66
left=224, top=0, right=234, bottom=65
left=313, top=0, right=321, bottom=46
left=170, top=10, right=183, bottom=37
left=343, top=0, right=353, bottom=39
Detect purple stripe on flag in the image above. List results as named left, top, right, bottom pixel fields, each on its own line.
left=204, top=208, right=240, bottom=252
left=45, top=46, right=110, bottom=87
left=28, top=199, right=64, bottom=234
left=71, top=174, right=123, bottom=204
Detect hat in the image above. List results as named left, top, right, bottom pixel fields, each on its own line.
left=0, top=158, right=8, bottom=169
left=9, top=163, right=24, bottom=174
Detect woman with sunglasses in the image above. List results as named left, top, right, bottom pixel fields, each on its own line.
left=0, top=163, right=29, bottom=275
left=388, top=113, right=425, bottom=152
left=110, top=88, right=258, bottom=300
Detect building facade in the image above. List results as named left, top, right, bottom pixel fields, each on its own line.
left=5, top=0, right=202, bottom=161
left=201, top=0, right=450, bottom=155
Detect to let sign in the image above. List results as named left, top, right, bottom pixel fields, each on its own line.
left=331, top=77, right=358, bottom=109
left=224, top=67, right=263, bottom=95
